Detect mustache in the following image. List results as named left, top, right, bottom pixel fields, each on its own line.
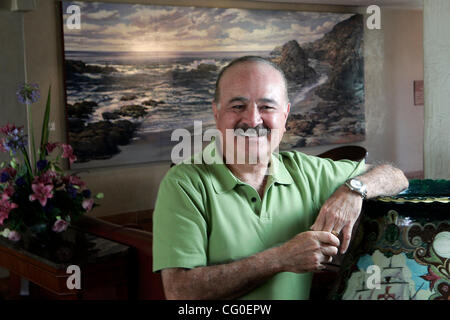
left=233, top=124, right=271, bottom=137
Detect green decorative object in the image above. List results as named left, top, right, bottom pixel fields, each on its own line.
left=332, top=179, right=450, bottom=300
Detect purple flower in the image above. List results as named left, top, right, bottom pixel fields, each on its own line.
left=37, top=159, right=48, bottom=171
left=0, top=168, right=16, bottom=183
left=16, top=83, right=40, bottom=104
left=15, top=177, right=26, bottom=187
left=0, top=172, right=10, bottom=183
left=0, top=124, right=27, bottom=154
left=0, top=124, right=20, bottom=136
left=82, top=189, right=91, bottom=198
left=66, top=185, right=77, bottom=199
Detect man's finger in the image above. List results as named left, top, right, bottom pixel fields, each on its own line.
left=340, top=224, right=354, bottom=254
left=322, top=213, right=337, bottom=233
left=316, top=231, right=340, bottom=247
left=321, top=245, right=339, bottom=257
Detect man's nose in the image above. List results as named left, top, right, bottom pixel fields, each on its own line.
left=241, top=104, right=262, bottom=127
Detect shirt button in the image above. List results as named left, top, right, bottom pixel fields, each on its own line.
left=251, top=197, right=257, bottom=202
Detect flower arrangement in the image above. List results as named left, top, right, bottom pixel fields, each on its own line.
left=0, top=83, right=103, bottom=243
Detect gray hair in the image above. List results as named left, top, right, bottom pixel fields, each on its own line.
left=213, top=56, right=289, bottom=108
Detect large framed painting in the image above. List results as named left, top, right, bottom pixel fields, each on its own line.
left=61, top=1, right=365, bottom=169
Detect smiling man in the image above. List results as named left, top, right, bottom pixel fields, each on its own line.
left=152, top=56, right=409, bottom=300
left=212, top=57, right=289, bottom=197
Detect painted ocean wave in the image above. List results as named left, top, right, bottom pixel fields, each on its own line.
left=64, top=50, right=275, bottom=134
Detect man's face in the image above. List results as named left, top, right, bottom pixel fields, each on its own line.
left=212, top=62, right=290, bottom=164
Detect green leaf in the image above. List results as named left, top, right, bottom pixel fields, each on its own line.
left=18, top=164, right=27, bottom=177
left=95, top=192, right=104, bottom=199
left=10, top=159, right=18, bottom=169
left=39, top=86, right=51, bottom=161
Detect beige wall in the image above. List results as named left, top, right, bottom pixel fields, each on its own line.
left=0, top=10, right=27, bottom=165
left=423, top=0, right=450, bottom=179
left=377, top=9, right=423, bottom=173
left=1, top=1, right=424, bottom=217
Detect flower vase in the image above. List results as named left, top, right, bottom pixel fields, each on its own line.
left=21, top=223, right=60, bottom=251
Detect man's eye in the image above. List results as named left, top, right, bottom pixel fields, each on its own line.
left=261, top=105, right=274, bottom=110
left=232, top=105, right=245, bottom=110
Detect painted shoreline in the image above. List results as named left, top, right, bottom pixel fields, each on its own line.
left=71, top=124, right=209, bottom=170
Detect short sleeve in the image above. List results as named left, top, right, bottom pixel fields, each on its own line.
left=152, top=176, right=208, bottom=272
left=315, top=158, right=366, bottom=205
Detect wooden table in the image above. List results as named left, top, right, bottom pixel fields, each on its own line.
left=0, top=226, right=130, bottom=300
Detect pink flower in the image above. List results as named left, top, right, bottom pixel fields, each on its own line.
left=34, top=170, right=58, bottom=185
left=52, top=219, right=69, bottom=233
left=63, top=174, right=85, bottom=188
left=4, top=185, right=15, bottom=198
left=0, top=193, right=18, bottom=225
left=8, top=230, right=21, bottom=242
left=61, top=144, right=77, bottom=164
left=0, top=123, right=22, bottom=135
left=0, top=139, right=6, bottom=152
left=29, top=182, right=53, bottom=207
left=82, top=199, right=94, bottom=212
left=45, top=142, right=60, bottom=154
left=4, top=167, right=17, bottom=178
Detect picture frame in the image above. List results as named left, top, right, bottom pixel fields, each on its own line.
left=61, top=0, right=365, bottom=169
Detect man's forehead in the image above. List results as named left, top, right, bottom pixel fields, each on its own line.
left=220, top=61, right=283, bottom=80
left=226, top=96, right=278, bottom=105
left=219, top=61, right=286, bottom=94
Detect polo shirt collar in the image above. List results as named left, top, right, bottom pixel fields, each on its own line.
left=269, top=153, right=294, bottom=186
left=202, top=140, right=293, bottom=194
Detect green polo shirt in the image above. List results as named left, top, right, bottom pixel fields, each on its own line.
left=152, top=142, right=366, bottom=300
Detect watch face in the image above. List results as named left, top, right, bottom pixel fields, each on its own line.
left=350, top=179, right=362, bottom=189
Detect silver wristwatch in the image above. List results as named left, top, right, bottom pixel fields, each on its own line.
left=345, top=178, right=367, bottom=199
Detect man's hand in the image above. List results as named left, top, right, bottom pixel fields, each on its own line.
left=311, top=163, right=409, bottom=254
left=161, top=230, right=340, bottom=299
left=310, top=186, right=362, bottom=254
left=278, top=231, right=340, bottom=273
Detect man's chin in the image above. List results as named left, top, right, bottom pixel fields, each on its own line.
left=219, top=133, right=281, bottom=164
left=232, top=144, right=272, bottom=165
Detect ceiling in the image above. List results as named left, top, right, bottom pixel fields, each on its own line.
left=252, top=0, right=423, bottom=9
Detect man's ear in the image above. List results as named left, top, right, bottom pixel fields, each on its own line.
left=284, top=103, right=291, bottom=120
left=282, top=103, right=291, bottom=135
left=212, top=101, right=219, bottom=122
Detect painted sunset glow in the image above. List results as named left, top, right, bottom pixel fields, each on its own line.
left=62, top=1, right=365, bottom=168
left=63, top=2, right=352, bottom=52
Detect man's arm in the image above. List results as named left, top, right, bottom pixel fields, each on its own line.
left=161, top=231, right=340, bottom=300
left=311, top=163, right=409, bottom=254
left=357, top=163, right=409, bottom=199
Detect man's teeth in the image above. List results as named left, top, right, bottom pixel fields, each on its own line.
left=235, top=129, right=262, bottom=137
left=242, top=131, right=257, bottom=137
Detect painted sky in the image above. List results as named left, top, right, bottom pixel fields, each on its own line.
left=62, top=1, right=353, bottom=52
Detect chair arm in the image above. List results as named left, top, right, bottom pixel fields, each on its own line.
left=74, top=215, right=153, bottom=256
